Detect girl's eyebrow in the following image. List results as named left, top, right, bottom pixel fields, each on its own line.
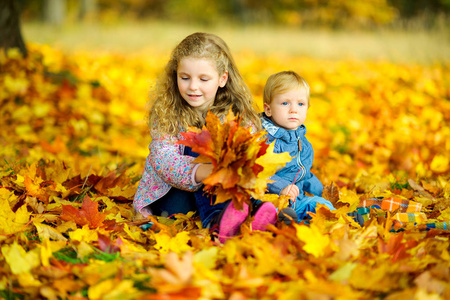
left=177, top=71, right=212, bottom=77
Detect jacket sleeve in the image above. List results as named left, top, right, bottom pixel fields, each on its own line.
left=267, top=174, right=292, bottom=195
left=148, top=131, right=201, bottom=191
left=302, top=172, right=323, bottom=196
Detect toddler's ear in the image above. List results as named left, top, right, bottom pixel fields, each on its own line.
left=263, top=103, right=272, bottom=117
left=219, top=71, right=228, bottom=87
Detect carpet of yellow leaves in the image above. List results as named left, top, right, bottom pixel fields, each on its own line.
left=1, top=44, right=450, bottom=299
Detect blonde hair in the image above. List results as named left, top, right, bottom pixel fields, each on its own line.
left=148, top=32, right=261, bottom=136
left=263, top=71, right=310, bottom=106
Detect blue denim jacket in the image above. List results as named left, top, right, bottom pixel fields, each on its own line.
left=261, top=115, right=323, bottom=200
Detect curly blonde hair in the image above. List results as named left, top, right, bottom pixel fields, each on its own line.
left=148, top=32, right=261, bottom=136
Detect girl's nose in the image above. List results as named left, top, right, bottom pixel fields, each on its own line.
left=189, top=80, right=198, bottom=90
left=289, top=105, right=298, bottom=113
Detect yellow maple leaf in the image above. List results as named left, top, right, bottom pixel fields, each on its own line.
left=295, top=223, right=332, bottom=258
left=88, top=279, right=140, bottom=300
left=0, top=202, right=31, bottom=236
left=1, top=241, right=40, bottom=275
left=17, top=272, right=42, bottom=288
left=34, top=221, right=68, bottom=242
left=123, top=223, right=147, bottom=243
left=337, top=188, right=361, bottom=212
left=194, top=247, right=219, bottom=269
left=255, top=142, right=291, bottom=180
left=153, top=231, right=193, bottom=254
left=68, top=225, right=99, bottom=243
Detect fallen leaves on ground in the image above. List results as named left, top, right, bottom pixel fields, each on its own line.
left=0, top=45, right=449, bottom=299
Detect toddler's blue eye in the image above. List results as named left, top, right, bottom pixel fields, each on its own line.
left=298, top=103, right=304, bottom=106
left=282, top=102, right=288, bottom=105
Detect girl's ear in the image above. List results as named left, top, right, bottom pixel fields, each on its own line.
left=219, top=71, right=228, bottom=88
left=263, top=103, right=272, bottom=117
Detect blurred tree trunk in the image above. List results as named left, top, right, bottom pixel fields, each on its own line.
left=0, top=0, right=27, bottom=56
left=230, top=0, right=248, bottom=23
left=44, top=0, right=66, bottom=25
left=79, top=0, right=97, bottom=21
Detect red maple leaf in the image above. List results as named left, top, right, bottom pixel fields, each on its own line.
left=60, top=196, right=106, bottom=229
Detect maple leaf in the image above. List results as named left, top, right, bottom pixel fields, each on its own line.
left=337, top=188, right=360, bottom=212
left=60, top=196, right=106, bottom=229
left=1, top=241, right=40, bottom=275
left=0, top=202, right=31, bottom=236
left=377, top=232, right=418, bottom=262
left=97, top=233, right=122, bottom=254
left=24, top=175, right=51, bottom=204
left=322, top=182, right=340, bottom=206
left=179, top=110, right=291, bottom=209
left=147, top=251, right=202, bottom=296
left=94, top=169, right=130, bottom=195
left=34, top=222, right=67, bottom=242
left=153, top=231, right=193, bottom=254
left=295, top=223, right=333, bottom=258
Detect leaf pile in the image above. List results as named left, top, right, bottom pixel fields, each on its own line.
left=1, top=45, right=450, bottom=299
left=179, top=110, right=291, bottom=209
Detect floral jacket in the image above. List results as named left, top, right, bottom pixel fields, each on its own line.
left=133, top=129, right=202, bottom=217
left=261, top=115, right=323, bottom=200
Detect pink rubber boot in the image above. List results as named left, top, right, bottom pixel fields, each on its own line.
left=251, top=202, right=277, bottom=231
left=218, top=201, right=249, bottom=243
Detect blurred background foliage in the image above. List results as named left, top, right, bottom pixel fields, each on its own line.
left=18, top=0, right=450, bottom=29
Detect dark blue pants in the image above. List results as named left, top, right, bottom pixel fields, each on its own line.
left=183, top=146, right=227, bottom=227
left=149, top=146, right=226, bottom=227
left=149, top=187, right=197, bottom=217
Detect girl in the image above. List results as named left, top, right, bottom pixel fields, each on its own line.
left=133, top=32, right=277, bottom=243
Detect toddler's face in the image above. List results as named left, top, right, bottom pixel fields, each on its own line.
left=177, top=56, right=228, bottom=113
left=264, top=87, right=308, bottom=130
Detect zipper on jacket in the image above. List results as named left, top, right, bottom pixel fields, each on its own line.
left=296, top=138, right=306, bottom=182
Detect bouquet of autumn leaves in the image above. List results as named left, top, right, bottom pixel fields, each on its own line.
left=179, top=110, right=291, bottom=210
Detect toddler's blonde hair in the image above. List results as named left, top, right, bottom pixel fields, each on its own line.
left=263, top=71, right=310, bottom=107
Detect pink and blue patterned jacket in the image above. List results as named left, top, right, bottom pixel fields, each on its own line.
left=133, top=129, right=202, bottom=217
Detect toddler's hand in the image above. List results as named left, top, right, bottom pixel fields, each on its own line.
left=280, top=184, right=299, bottom=201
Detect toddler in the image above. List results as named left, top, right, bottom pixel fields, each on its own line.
left=261, top=71, right=335, bottom=222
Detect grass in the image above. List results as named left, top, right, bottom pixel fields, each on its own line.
left=22, top=20, right=450, bottom=64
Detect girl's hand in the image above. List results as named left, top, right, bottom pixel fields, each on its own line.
left=280, top=184, right=299, bottom=201
left=195, top=164, right=213, bottom=183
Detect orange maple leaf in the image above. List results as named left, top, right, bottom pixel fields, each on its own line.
left=24, top=175, right=51, bottom=203
left=60, top=196, right=106, bottom=229
left=179, top=110, right=291, bottom=209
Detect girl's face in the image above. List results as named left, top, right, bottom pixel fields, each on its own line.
left=177, top=56, right=228, bottom=112
left=264, top=87, right=309, bottom=131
